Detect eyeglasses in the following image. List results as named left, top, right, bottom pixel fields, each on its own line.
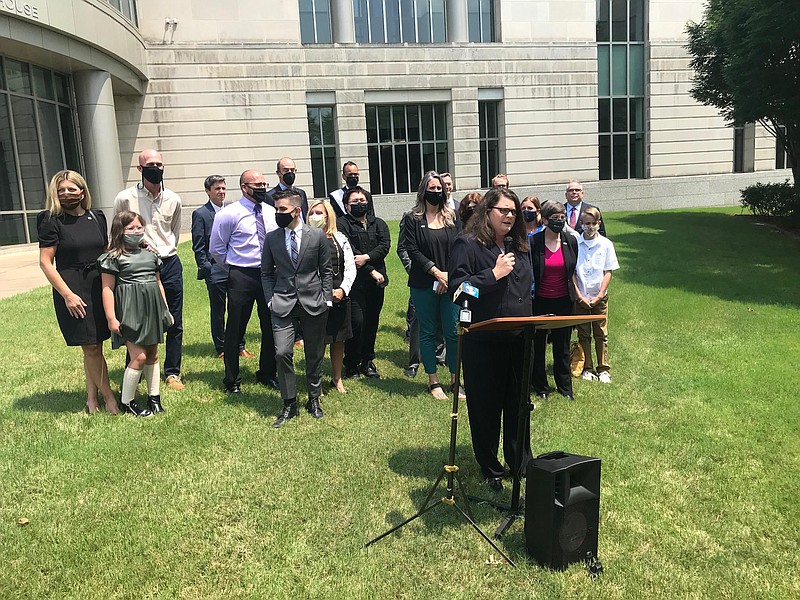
left=491, top=207, right=517, bottom=217
left=567, top=188, right=583, bottom=193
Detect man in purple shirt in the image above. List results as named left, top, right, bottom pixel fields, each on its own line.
left=210, top=170, right=279, bottom=394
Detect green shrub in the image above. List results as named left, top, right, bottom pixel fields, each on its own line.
left=740, top=180, right=800, bottom=217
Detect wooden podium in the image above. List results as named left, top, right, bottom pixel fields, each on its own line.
left=465, top=315, right=606, bottom=538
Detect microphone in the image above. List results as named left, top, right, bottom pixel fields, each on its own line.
left=453, top=282, right=479, bottom=326
left=503, top=235, right=514, bottom=255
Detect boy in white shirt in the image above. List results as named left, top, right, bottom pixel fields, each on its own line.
left=573, top=207, right=619, bottom=383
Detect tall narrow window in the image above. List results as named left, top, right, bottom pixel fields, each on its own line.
left=597, top=0, right=645, bottom=180
left=479, top=101, right=500, bottom=188
left=733, top=125, right=745, bottom=173
left=0, top=56, right=82, bottom=246
left=468, top=0, right=494, bottom=42
left=354, top=0, right=446, bottom=43
left=776, top=126, right=788, bottom=169
left=300, top=0, right=333, bottom=44
left=307, top=106, right=338, bottom=199
left=366, top=103, right=449, bottom=194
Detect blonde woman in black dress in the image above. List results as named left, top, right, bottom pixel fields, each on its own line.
left=38, top=170, right=118, bottom=414
left=307, top=199, right=356, bottom=393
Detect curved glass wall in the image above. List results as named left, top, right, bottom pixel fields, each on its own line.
left=0, top=56, right=82, bottom=246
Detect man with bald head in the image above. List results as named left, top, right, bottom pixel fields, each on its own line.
left=210, top=169, right=279, bottom=394
left=266, top=157, right=309, bottom=218
left=114, top=149, right=185, bottom=394
left=564, top=180, right=606, bottom=237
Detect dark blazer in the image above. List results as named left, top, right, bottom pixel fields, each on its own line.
left=266, top=185, right=310, bottom=218
left=568, top=201, right=607, bottom=237
left=328, top=186, right=376, bottom=219
left=191, top=201, right=227, bottom=283
left=261, top=224, right=332, bottom=317
left=529, top=230, right=579, bottom=302
left=398, top=211, right=462, bottom=289
left=448, top=235, right=533, bottom=325
left=337, top=213, right=391, bottom=290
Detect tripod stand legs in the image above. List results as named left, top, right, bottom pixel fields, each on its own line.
left=365, top=466, right=516, bottom=567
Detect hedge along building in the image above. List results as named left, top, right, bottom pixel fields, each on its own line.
left=0, top=0, right=792, bottom=248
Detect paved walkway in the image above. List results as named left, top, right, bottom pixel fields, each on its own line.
left=0, top=233, right=193, bottom=300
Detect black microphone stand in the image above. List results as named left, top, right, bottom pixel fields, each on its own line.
left=365, top=298, right=515, bottom=567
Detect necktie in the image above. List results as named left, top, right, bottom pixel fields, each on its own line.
left=253, top=203, right=266, bottom=249
left=569, top=205, right=577, bottom=229
left=290, top=230, right=299, bottom=268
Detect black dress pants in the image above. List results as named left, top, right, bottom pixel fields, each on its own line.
left=344, top=283, right=385, bottom=370
left=223, top=266, right=276, bottom=388
left=160, top=255, right=184, bottom=377
left=462, top=333, right=532, bottom=480
left=532, top=295, right=574, bottom=397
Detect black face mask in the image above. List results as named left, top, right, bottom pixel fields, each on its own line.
left=275, top=211, right=295, bottom=229
left=282, top=172, right=296, bottom=187
left=249, top=187, right=267, bottom=204
left=349, top=203, right=368, bottom=218
left=345, top=174, right=359, bottom=188
left=141, top=166, right=164, bottom=185
left=547, top=218, right=566, bottom=234
left=424, top=190, right=444, bottom=207
left=522, top=210, right=538, bottom=223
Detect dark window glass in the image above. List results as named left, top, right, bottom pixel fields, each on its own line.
left=0, top=214, right=26, bottom=245
left=598, top=98, right=611, bottom=133
left=0, top=96, right=21, bottom=211
left=385, top=0, right=401, bottom=42
left=11, top=97, right=45, bottom=210
left=316, top=0, right=332, bottom=43
left=479, top=101, right=501, bottom=189
left=596, top=0, right=610, bottom=42
left=5, top=60, right=31, bottom=95
left=300, top=0, right=332, bottom=43
left=307, top=106, right=337, bottom=198
left=468, top=0, right=494, bottom=42
left=432, top=0, right=446, bottom=42
left=598, top=45, right=610, bottom=97
left=733, top=126, right=745, bottom=173
left=401, top=0, right=416, bottom=43
left=776, top=126, right=788, bottom=169
left=32, top=67, right=55, bottom=101
left=630, top=97, right=644, bottom=131
left=629, top=0, right=644, bottom=42
left=416, top=0, right=431, bottom=44
left=611, top=0, right=627, bottom=41
left=612, top=97, right=627, bottom=132
left=599, top=135, right=612, bottom=180
left=54, top=73, right=70, bottom=105
left=612, top=133, right=628, bottom=178
left=37, top=102, right=64, bottom=185
left=630, top=132, right=645, bottom=178
left=59, top=106, right=81, bottom=172
left=366, top=103, right=448, bottom=194
left=354, top=0, right=369, bottom=41
left=27, top=214, right=39, bottom=243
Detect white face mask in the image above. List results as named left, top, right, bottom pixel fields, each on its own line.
left=308, top=213, right=327, bottom=229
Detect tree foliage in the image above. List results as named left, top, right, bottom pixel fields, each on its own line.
left=686, top=0, right=800, bottom=184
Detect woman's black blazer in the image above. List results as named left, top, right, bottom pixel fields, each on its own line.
left=398, top=211, right=462, bottom=289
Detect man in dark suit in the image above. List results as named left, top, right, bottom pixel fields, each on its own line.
left=565, top=180, right=607, bottom=237
left=327, top=161, right=375, bottom=219
left=266, top=157, right=310, bottom=218
left=261, top=189, right=332, bottom=428
left=191, top=175, right=253, bottom=359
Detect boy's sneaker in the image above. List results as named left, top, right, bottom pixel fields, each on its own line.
left=598, top=372, right=611, bottom=384
left=581, top=370, right=598, bottom=381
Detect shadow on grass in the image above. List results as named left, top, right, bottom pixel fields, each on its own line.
left=613, top=211, right=800, bottom=307
left=14, top=391, right=86, bottom=413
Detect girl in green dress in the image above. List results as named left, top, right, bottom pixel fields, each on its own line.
left=100, top=211, right=172, bottom=417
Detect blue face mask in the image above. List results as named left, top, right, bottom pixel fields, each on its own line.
left=522, top=210, right=538, bottom=223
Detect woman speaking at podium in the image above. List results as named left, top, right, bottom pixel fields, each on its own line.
left=448, top=187, right=532, bottom=493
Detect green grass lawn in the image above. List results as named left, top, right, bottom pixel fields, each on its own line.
left=1, top=208, right=798, bottom=599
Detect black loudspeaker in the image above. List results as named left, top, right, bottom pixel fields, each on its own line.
left=524, top=451, right=601, bottom=570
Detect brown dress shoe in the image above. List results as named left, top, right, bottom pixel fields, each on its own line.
left=239, top=348, right=256, bottom=359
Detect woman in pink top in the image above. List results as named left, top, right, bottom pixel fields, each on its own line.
left=529, top=200, right=579, bottom=400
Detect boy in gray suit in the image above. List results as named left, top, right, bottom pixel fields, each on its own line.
left=261, top=190, right=332, bottom=427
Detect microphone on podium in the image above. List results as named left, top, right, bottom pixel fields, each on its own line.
left=453, top=282, right=479, bottom=326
